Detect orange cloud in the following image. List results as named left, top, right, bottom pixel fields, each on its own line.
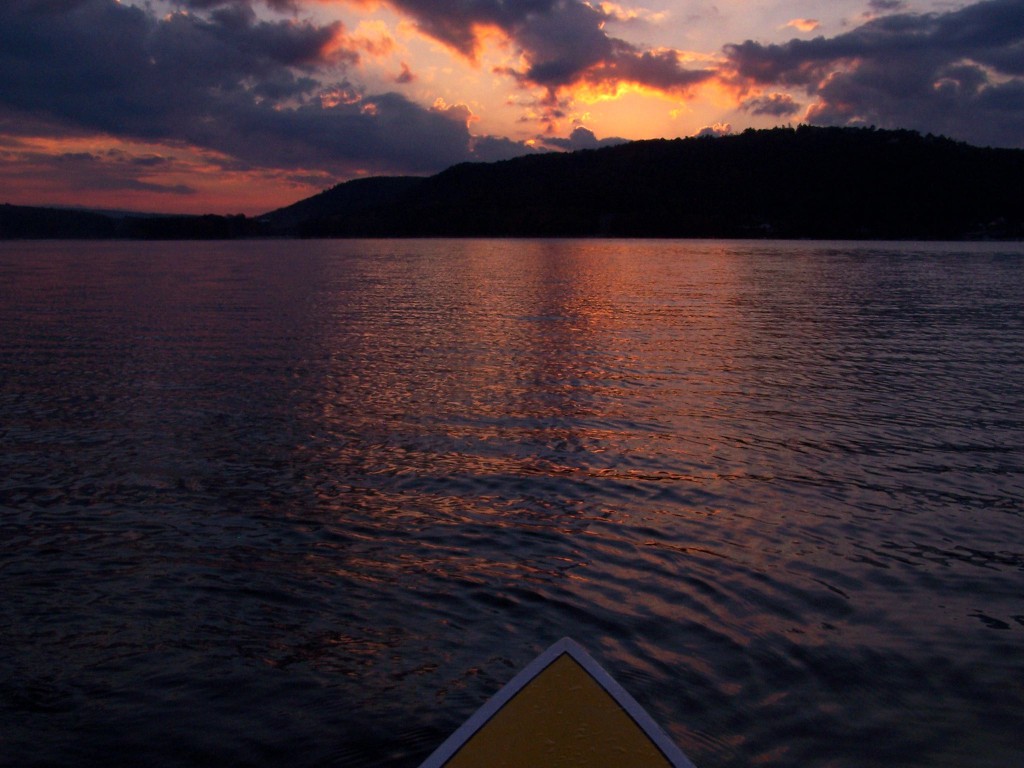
left=319, top=85, right=363, bottom=108
left=591, top=2, right=669, bottom=25
left=348, top=20, right=398, bottom=57
left=449, top=22, right=512, bottom=63
left=785, top=18, right=821, bottom=32
left=570, top=79, right=675, bottom=105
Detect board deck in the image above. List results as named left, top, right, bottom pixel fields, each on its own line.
left=419, top=637, right=697, bottom=768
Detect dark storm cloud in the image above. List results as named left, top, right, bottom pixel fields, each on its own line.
left=589, top=46, right=711, bottom=91
left=740, top=93, right=802, bottom=117
left=216, top=93, right=479, bottom=172
left=175, top=0, right=300, bottom=12
left=0, top=0, right=530, bottom=175
left=723, top=0, right=1024, bottom=147
left=0, top=0, right=341, bottom=136
left=513, top=0, right=616, bottom=87
left=385, top=0, right=556, bottom=57
left=470, top=134, right=542, bottom=163
left=389, top=0, right=711, bottom=94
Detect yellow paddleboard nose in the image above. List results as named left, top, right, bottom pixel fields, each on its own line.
left=420, top=638, right=696, bottom=768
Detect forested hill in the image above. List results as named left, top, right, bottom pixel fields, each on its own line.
left=3, top=127, right=1023, bottom=240
left=263, top=126, right=1023, bottom=239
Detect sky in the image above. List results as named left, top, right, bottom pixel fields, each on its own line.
left=2, top=0, right=1023, bottom=214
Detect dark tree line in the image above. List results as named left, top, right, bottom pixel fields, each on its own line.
left=0, top=206, right=259, bottom=240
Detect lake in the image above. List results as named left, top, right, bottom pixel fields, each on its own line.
left=2, top=239, right=1022, bottom=767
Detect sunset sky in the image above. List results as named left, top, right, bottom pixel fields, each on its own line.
left=3, top=0, right=1022, bottom=214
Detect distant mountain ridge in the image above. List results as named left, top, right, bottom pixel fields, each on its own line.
left=4, top=127, right=1023, bottom=240
left=0, top=204, right=258, bottom=240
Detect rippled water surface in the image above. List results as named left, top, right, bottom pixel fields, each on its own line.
left=2, top=239, right=1023, bottom=768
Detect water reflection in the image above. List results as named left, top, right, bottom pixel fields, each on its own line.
left=1, top=239, right=1023, bottom=768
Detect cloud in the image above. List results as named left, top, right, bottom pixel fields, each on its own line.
left=470, top=134, right=542, bottom=163
left=0, top=0, right=530, bottom=180
left=394, top=62, right=416, bottom=83
left=386, top=0, right=712, bottom=96
left=868, top=0, right=906, bottom=12
left=784, top=18, right=820, bottom=33
left=4, top=143, right=199, bottom=198
left=538, top=125, right=628, bottom=150
left=723, top=0, right=1024, bottom=147
left=740, top=92, right=802, bottom=116
left=696, top=122, right=731, bottom=137
left=0, top=1, right=346, bottom=136
left=594, top=2, right=669, bottom=27
left=175, top=0, right=301, bottom=12
left=347, top=19, right=399, bottom=58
